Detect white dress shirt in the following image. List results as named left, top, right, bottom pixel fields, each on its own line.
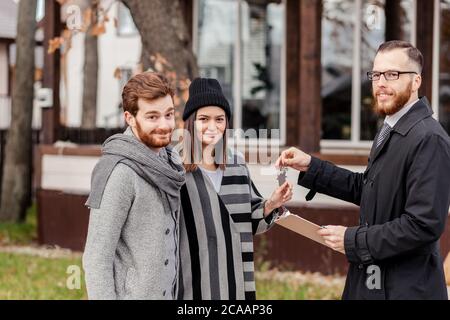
left=384, top=98, right=419, bottom=128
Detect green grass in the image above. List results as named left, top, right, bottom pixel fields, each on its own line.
left=0, top=250, right=341, bottom=300
left=0, top=204, right=342, bottom=300
left=256, top=278, right=342, bottom=300
left=0, top=204, right=38, bottom=245
left=257, top=279, right=309, bottom=300
left=0, top=252, right=87, bottom=300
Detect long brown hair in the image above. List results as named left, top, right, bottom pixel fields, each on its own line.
left=182, top=111, right=228, bottom=172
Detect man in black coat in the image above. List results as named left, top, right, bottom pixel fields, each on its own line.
left=277, top=41, right=450, bottom=299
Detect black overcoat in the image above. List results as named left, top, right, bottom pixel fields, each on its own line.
left=298, top=97, right=450, bottom=299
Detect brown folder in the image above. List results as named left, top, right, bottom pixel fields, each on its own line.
left=275, top=211, right=338, bottom=250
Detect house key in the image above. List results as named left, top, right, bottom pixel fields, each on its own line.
left=276, top=166, right=290, bottom=218
left=277, top=166, right=288, bottom=186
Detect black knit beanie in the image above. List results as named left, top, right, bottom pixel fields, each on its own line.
left=182, top=78, right=231, bottom=121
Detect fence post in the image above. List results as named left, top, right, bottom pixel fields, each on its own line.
left=0, top=130, right=5, bottom=202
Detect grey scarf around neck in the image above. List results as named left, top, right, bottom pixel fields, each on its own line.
left=85, top=127, right=186, bottom=213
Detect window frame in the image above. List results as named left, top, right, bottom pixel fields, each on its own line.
left=192, top=0, right=287, bottom=147
left=432, top=0, right=441, bottom=120
left=321, top=0, right=419, bottom=151
left=116, top=2, right=139, bottom=37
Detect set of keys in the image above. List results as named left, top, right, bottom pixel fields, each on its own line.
left=276, top=166, right=290, bottom=218
left=277, top=166, right=288, bottom=187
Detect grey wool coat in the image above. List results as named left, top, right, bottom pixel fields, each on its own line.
left=83, top=130, right=182, bottom=300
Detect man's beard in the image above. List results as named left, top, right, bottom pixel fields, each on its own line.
left=135, top=120, right=172, bottom=149
left=373, top=81, right=413, bottom=116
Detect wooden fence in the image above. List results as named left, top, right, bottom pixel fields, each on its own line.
left=0, top=127, right=124, bottom=198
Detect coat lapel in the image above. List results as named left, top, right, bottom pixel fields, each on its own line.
left=367, top=97, right=433, bottom=169
left=371, top=130, right=393, bottom=164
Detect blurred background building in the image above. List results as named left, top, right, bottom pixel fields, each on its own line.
left=1, top=0, right=449, bottom=275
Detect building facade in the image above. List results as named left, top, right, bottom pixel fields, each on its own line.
left=3, top=0, right=448, bottom=273
left=189, top=0, right=450, bottom=157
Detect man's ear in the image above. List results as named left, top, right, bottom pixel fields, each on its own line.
left=413, top=74, right=422, bottom=93
left=124, top=111, right=136, bottom=127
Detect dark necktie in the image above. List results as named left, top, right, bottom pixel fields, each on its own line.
left=375, top=122, right=392, bottom=149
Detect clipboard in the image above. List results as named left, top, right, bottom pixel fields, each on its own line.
left=275, top=211, right=330, bottom=248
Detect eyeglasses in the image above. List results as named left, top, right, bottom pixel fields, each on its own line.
left=367, top=70, right=418, bottom=81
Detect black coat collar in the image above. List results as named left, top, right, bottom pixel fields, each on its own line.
left=392, top=96, right=433, bottom=136
left=368, top=96, right=433, bottom=167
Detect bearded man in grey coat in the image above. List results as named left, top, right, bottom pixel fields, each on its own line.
left=83, top=72, right=185, bottom=300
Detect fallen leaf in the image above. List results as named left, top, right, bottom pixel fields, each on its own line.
left=47, top=37, right=64, bottom=54
left=113, top=67, right=122, bottom=80
left=91, top=22, right=106, bottom=36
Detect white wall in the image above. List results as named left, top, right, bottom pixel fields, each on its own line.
left=64, top=1, right=141, bottom=127
left=0, top=43, right=8, bottom=96
left=0, top=43, right=9, bottom=128
left=39, top=149, right=365, bottom=209
left=0, top=43, right=42, bottom=129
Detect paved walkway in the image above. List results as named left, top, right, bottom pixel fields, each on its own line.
left=0, top=244, right=82, bottom=259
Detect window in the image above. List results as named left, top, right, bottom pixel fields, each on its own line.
left=196, top=0, right=237, bottom=116
left=195, top=0, right=286, bottom=142
left=321, top=0, right=355, bottom=141
left=36, top=0, right=45, bottom=21
left=118, top=68, right=133, bottom=91
left=360, top=0, right=414, bottom=140
left=117, top=2, right=138, bottom=36
left=439, top=0, right=450, bottom=134
left=321, top=0, right=416, bottom=146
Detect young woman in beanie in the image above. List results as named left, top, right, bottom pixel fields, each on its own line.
left=177, top=78, right=293, bottom=300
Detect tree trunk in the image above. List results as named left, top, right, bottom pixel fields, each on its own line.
left=81, top=1, right=99, bottom=129
left=0, top=0, right=37, bottom=222
left=121, top=0, right=198, bottom=80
